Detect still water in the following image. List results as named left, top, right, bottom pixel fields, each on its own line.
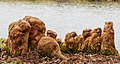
left=0, top=2, right=120, bottom=52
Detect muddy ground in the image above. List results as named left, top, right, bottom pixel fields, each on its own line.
left=0, top=49, right=120, bottom=64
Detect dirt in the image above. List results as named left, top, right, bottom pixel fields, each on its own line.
left=0, top=49, right=120, bottom=64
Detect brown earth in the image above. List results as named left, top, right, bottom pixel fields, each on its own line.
left=0, top=49, right=120, bottom=64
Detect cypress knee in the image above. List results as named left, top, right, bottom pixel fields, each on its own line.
left=7, top=20, right=31, bottom=56
left=37, top=36, right=68, bottom=60
left=100, top=22, right=118, bottom=55
left=23, top=16, right=46, bottom=49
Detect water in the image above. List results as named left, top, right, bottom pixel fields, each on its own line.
left=0, top=2, right=120, bottom=52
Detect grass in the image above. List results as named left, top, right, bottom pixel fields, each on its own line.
left=0, top=0, right=120, bottom=3
left=0, top=0, right=120, bottom=6
left=0, top=38, right=6, bottom=49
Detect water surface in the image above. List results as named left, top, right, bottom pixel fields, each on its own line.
left=0, top=2, right=120, bottom=52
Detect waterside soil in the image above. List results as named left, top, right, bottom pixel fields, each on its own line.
left=0, top=50, right=120, bottom=64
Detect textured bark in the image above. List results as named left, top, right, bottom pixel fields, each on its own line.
left=47, top=30, right=62, bottom=45
left=47, top=30, right=57, bottom=39
left=64, top=31, right=77, bottom=42
left=5, top=16, right=119, bottom=56
left=63, top=31, right=77, bottom=49
left=7, top=20, right=31, bottom=56
left=77, top=35, right=84, bottom=52
left=82, top=28, right=92, bottom=39
left=23, top=16, right=46, bottom=49
left=81, top=28, right=92, bottom=52
left=73, top=35, right=85, bottom=52
left=100, top=22, right=118, bottom=55
left=37, top=36, right=67, bottom=60
left=56, top=38, right=62, bottom=45
left=87, top=28, right=102, bottom=53
left=62, top=32, right=85, bottom=53
left=6, top=16, right=46, bottom=56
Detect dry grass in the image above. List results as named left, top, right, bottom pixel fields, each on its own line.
left=0, top=0, right=120, bottom=5
left=0, top=38, right=6, bottom=49
left=1, top=0, right=120, bottom=3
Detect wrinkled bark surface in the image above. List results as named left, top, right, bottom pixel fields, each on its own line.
left=62, top=32, right=85, bottom=53
left=23, top=16, right=46, bottom=49
left=37, top=36, right=67, bottom=60
left=47, top=30, right=57, bottom=39
left=82, top=28, right=92, bottom=39
left=56, top=38, right=62, bottom=45
left=81, top=28, right=92, bottom=52
left=7, top=20, right=31, bottom=56
left=6, top=16, right=119, bottom=56
left=64, top=31, right=77, bottom=42
left=6, top=16, right=46, bottom=56
left=77, top=35, right=84, bottom=52
left=87, top=28, right=102, bottom=53
left=63, top=32, right=77, bottom=49
left=47, top=30, right=62, bottom=45
left=100, top=22, right=118, bottom=55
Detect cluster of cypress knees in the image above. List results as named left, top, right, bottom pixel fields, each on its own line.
left=5, top=16, right=119, bottom=60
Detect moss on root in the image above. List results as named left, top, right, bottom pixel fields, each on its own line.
left=100, top=50, right=119, bottom=56
left=86, top=45, right=100, bottom=54
left=0, top=38, right=7, bottom=49
left=60, top=42, right=78, bottom=54
left=60, top=42, right=70, bottom=53
left=0, top=38, right=10, bottom=55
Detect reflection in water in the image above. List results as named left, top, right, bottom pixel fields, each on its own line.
left=0, top=2, right=120, bottom=52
